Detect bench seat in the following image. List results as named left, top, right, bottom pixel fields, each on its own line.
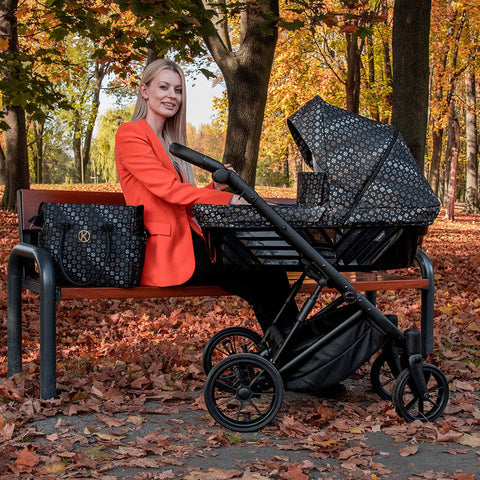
left=7, top=189, right=435, bottom=400
left=53, top=271, right=428, bottom=300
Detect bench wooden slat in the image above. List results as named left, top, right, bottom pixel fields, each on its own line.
left=58, top=284, right=232, bottom=299
left=57, top=271, right=428, bottom=300
left=19, top=189, right=126, bottom=232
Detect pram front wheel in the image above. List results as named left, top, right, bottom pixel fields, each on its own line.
left=370, top=350, right=402, bottom=401
left=393, top=364, right=449, bottom=422
left=203, top=327, right=263, bottom=374
left=204, top=353, right=284, bottom=432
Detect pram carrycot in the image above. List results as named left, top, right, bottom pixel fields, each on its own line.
left=169, top=98, right=448, bottom=432
left=192, top=96, right=440, bottom=271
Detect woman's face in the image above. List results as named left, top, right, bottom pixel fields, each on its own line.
left=141, top=69, right=183, bottom=122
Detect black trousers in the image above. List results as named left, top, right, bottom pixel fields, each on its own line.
left=185, top=231, right=299, bottom=332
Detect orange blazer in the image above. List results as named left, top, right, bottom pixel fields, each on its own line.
left=115, top=119, right=233, bottom=286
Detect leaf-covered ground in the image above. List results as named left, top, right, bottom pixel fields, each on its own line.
left=0, top=185, right=479, bottom=479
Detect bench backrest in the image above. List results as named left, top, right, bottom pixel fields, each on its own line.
left=17, top=189, right=126, bottom=243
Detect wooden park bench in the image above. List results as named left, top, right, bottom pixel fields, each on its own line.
left=7, top=189, right=436, bottom=400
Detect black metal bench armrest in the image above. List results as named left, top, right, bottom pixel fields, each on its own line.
left=414, top=248, right=435, bottom=356
left=7, top=242, right=58, bottom=399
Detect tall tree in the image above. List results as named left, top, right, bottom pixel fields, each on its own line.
left=195, top=0, right=280, bottom=186
left=445, top=116, right=459, bottom=220
left=0, top=0, right=29, bottom=211
left=428, top=5, right=457, bottom=195
left=464, top=69, right=479, bottom=213
left=71, top=56, right=110, bottom=183
left=0, top=0, right=82, bottom=209
left=444, top=9, right=466, bottom=220
left=391, top=0, right=431, bottom=170
left=30, top=119, right=45, bottom=183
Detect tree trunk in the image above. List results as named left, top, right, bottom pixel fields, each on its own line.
left=464, top=70, right=479, bottom=213
left=33, top=120, right=44, bottom=183
left=83, top=60, right=107, bottom=182
left=383, top=38, right=393, bottom=112
left=0, top=0, right=29, bottom=211
left=391, top=0, right=431, bottom=170
left=0, top=144, right=5, bottom=185
left=445, top=117, right=460, bottom=220
left=0, top=106, right=29, bottom=210
left=345, top=33, right=361, bottom=114
left=427, top=10, right=457, bottom=195
left=73, top=110, right=83, bottom=183
left=443, top=113, right=453, bottom=206
left=429, top=128, right=443, bottom=196
left=366, top=34, right=379, bottom=121
left=200, top=0, right=279, bottom=186
left=72, top=59, right=107, bottom=183
left=442, top=10, right=466, bottom=208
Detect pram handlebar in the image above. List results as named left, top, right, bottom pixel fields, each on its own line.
left=170, top=143, right=224, bottom=173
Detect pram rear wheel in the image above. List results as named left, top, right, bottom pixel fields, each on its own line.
left=393, top=364, right=449, bottom=422
left=370, top=350, right=402, bottom=401
left=203, top=327, right=263, bottom=374
left=204, top=353, right=283, bottom=432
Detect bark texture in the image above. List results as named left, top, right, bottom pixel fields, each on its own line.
left=199, top=0, right=279, bottom=186
left=0, top=0, right=30, bottom=211
left=391, top=0, right=431, bottom=170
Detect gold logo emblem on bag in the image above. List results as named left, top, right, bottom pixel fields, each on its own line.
left=78, top=230, right=91, bottom=243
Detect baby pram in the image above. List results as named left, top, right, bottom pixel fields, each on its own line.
left=169, top=97, right=449, bottom=432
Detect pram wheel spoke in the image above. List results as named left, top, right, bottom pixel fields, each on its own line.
left=204, top=353, right=284, bottom=432
left=203, top=327, right=263, bottom=374
left=370, top=350, right=402, bottom=400
left=392, top=364, right=449, bottom=422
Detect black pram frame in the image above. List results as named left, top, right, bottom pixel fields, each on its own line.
left=171, top=140, right=449, bottom=433
left=168, top=98, right=448, bottom=432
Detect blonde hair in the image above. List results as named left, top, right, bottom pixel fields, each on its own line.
left=132, top=58, right=195, bottom=184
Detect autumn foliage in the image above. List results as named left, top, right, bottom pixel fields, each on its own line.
left=0, top=185, right=479, bottom=478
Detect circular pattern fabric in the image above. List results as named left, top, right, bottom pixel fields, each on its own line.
left=287, top=96, right=440, bottom=226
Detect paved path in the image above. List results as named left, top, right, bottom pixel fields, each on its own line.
left=24, top=388, right=480, bottom=480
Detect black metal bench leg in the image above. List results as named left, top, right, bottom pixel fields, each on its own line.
left=7, top=250, right=24, bottom=376
left=415, top=249, right=434, bottom=357
left=39, top=276, right=58, bottom=400
left=7, top=243, right=58, bottom=399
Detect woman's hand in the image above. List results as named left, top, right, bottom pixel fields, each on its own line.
left=229, top=194, right=249, bottom=205
left=212, top=164, right=248, bottom=204
left=214, top=164, right=237, bottom=191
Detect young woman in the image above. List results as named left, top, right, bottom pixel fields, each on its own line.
left=115, top=58, right=298, bottom=333
left=115, top=58, right=346, bottom=398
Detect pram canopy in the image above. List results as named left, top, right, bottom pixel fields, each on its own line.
left=287, top=96, right=440, bottom=226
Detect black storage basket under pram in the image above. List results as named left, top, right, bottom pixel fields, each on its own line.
left=169, top=97, right=448, bottom=432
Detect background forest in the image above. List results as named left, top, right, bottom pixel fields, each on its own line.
left=0, top=0, right=479, bottom=215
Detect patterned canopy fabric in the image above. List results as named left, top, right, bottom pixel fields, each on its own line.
left=287, top=96, right=440, bottom=226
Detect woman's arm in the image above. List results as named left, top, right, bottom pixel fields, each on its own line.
left=115, top=123, right=234, bottom=206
